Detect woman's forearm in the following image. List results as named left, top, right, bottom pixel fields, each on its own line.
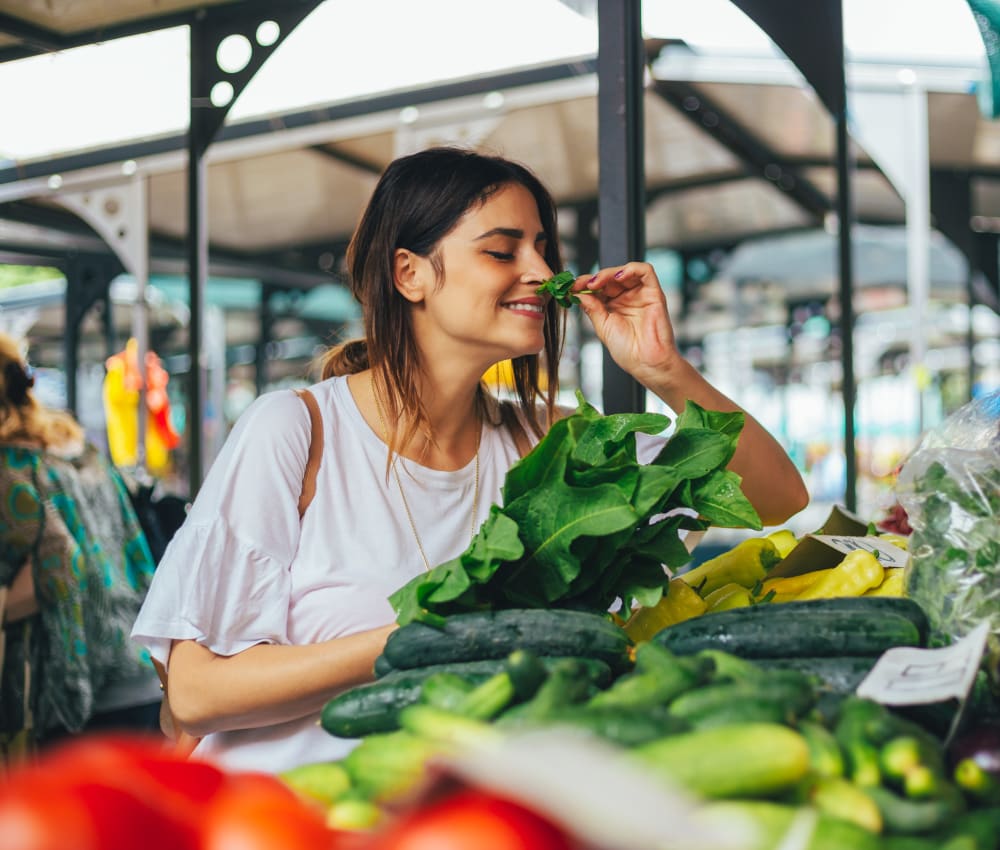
left=3, top=561, right=39, bottom=623
left=166, top=624, right=396, bottom=737
left=643, top=359, right=810, bottom=526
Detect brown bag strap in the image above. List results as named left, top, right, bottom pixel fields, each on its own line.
left=295, top=389, right=324, bottom=518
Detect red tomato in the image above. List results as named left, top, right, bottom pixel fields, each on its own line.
left=0, top=734, right=226, bottom=850
left=0, top=764, right=196, bottom=850
left=367, top=788, right=575, bottom=850
left=0, top=772, right=99, bottom=850
left=42, top=733, right=228, bottom=808
left=200, top=771, right=342, bottom=850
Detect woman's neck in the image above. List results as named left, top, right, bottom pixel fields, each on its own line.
left=352, top=370, right=483, bottom=471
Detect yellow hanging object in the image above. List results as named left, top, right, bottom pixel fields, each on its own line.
left=102, top=338, right=181, bottom=474
left=624, top=578, right=707, bottom=643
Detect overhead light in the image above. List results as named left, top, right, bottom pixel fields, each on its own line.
left=399, top=106, right=420, bottom=124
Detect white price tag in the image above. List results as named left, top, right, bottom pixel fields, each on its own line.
left=810, top=535, right=910, bottom=568
left=856, top=621, right=990, bottom=705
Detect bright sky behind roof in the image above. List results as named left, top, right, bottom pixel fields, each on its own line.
left=0, top=0, right=986, bottom=164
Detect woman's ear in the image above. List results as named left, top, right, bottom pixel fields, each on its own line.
left=393, top=248, right=427, bottom=304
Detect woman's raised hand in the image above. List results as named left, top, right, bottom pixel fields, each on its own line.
left=574, top=262, right=681, bottom=388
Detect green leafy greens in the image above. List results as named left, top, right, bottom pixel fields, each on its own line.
left=388, top=392, right=762, bottom=626
left=535, top=270, right=593, bottom=308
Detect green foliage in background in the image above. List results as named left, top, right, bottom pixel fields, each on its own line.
left=0, top=265, right=62, bottom=290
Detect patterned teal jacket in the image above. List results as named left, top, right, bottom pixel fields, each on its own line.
left=0, top=442, right=157, bottom=738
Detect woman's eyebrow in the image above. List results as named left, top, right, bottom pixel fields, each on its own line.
left=475, top=227, right=524, bottom=240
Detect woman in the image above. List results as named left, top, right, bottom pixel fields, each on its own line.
left=132, top=147, right=808, bottom=772
left=0, top=334, right=161, bottom=758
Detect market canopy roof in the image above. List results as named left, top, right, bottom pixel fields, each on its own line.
left=0, top=0, right=994, bottom=288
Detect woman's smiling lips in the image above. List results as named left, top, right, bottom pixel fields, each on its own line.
left=501, top=297, right=546, bottom=317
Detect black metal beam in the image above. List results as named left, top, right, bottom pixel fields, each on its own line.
left=651, top=78, right=831, bottom=221
left=0, top=12, right=63, bottom=52
left=597, top=0, right=645, bottom=414
left=0, top=0, right=273, bottom=63
left=0, top=200, right=332, bottom=285
left=308, top=145, right=384, bottom=175
left=0, top=57, right=598, bottom=188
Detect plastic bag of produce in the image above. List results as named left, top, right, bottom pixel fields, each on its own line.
left=895, top=391, right=1000, bottom=676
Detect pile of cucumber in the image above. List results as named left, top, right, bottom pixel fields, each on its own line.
left=308, top=599, right=1000, bottom=848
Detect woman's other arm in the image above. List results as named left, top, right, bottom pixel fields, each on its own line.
left=576, top=262, right=809, bottom=525
left=165, top=626, right=395, bottom=737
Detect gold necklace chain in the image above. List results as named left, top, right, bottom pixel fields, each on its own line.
left=371, top=383, right=481, bottom=572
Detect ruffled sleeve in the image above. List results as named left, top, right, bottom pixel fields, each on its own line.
left=131, top=389, right=313, bottom=667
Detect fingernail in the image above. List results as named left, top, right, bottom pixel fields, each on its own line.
left=588, top=274, right=598, bottom=283
left=614, top=269, right=625, bottom=279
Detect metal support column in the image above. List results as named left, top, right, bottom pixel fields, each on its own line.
left=185, top=1, right=322, bottom=496
left=256, top=283, right=281, bottom=396
left=63, top=255, right=121, bottom=414
left=834, top=99, right=857, bottom=511
left=596, top=0, right=646, bottom=414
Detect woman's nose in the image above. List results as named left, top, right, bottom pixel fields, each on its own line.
left=521, top=257, right=554, bottom=284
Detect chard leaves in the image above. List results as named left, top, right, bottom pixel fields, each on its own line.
left=389, top=392, right=763, bottom=625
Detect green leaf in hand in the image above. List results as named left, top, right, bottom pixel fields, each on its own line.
left=535, top=270, right=593, bottom=307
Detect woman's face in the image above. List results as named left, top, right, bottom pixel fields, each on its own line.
left=408, top=182, right=555, bottom=369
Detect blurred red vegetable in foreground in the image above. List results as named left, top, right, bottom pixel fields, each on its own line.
left=0, top=735, right=351, bottom=850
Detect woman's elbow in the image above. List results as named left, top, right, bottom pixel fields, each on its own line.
left=760, top=475, right=810, bottom=526
left=165, top=681, right=217, bottom=738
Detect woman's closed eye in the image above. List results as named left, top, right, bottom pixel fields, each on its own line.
left=485, top=250, right=515, bottom=261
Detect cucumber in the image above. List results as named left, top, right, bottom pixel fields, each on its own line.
left=373, top=654, right=395, bottom=677
left=633, top=722, right=811, bottom=798
left=321, top=656, right=612, bottom=737
left=866, top=785, right=966, bottom=835
left=383, top=608, right=632, bottom=672
left=667, top=675, right=817, bottom=721
left=533, top=704, right=691, bottom=747
left=654, top=599, right=923, bottom=659
left=755, top=656, right=878, bottom=695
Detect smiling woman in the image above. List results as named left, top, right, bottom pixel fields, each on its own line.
left=130, top=145, right=807, bottom=774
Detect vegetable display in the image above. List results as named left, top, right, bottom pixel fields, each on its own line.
left=390, top=392, right=761, bottom=626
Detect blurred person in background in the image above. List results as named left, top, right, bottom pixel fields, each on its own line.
left=0, top=332, right=161, bottom=762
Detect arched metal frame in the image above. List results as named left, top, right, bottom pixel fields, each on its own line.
left=4, top=0, right=990, bottom=512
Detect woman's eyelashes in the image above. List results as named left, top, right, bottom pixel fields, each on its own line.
left=485, top=250, right=515, bottom=261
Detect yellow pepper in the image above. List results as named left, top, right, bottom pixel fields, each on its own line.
left=703, top=582, right=753, bottom=612
left=794, top=550, right=885, bottom=601
left=624, top=577, right=707, bottom=642
left=760, top=568, right=833, bottom=602
left=878, top=533, right=909, bottom=552
left=679, top=537, right=782, bottom=597
left=767, top=528, right=799, bottom=558
left=863, top=568, right=905, bottom=597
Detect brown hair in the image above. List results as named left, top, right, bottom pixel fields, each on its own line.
left=318, top=146, right=565, bottom=454
left=0, top=333, right=84, bottom=451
